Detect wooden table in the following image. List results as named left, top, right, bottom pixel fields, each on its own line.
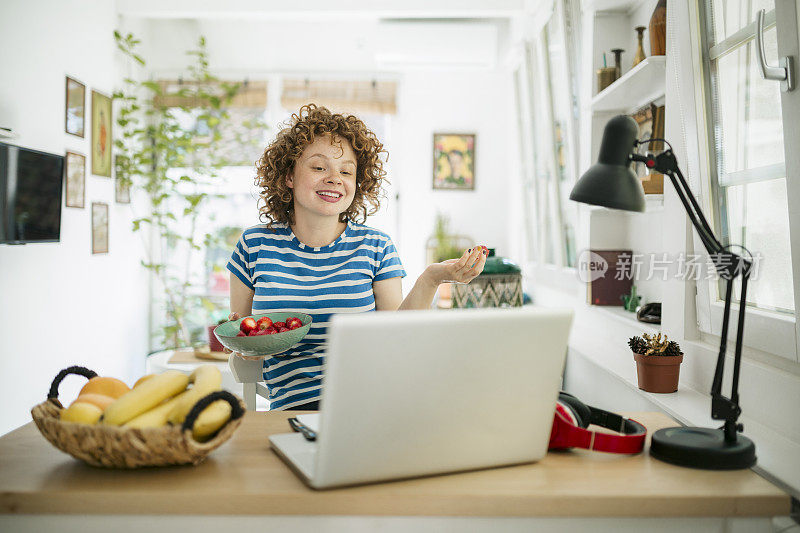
left=0, top=411, right=790, bottom=533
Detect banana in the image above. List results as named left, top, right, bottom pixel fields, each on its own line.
left=166, top=365, right=222, bottom=425
left=123, top=390, right=190, bottom=429
left=191, top=399, right=232, bottom=441
left=101, top=370, right=189, bottom=426
left=60, top=402, right=103, bottom=424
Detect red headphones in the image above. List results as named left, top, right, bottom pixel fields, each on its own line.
left=549, top=392, right=647, bottom=454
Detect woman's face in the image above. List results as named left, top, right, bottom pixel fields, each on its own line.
left=287, top=135, right=357, bottom=224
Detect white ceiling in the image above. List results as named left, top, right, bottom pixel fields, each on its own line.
left=117, top=0, right=547, bottom=75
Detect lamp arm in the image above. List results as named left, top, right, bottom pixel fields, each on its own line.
left=664, top=169, right=724, bottom=254
left=629, top=151, right=722, bottom=254
left=633, top=147, right=752, bottom=443
left=667, top=163, right=725, bottom=254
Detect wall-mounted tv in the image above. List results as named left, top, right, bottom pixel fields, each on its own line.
left=0, top=142, right=64, bottom=244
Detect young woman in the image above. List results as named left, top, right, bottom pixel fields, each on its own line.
left=227, top=104, right=487, bottom=410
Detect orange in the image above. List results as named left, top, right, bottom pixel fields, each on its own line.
left=71, top=393, right=115, bottom=411
left=79, top=376, right=131, bottom=399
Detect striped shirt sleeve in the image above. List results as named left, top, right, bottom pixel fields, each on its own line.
left=374, top=236, right=406, bottom=281
left=227, top=231, right=255, bottom=290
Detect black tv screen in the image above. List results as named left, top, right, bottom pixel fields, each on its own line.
left=0, top=142, right=64, bottom=244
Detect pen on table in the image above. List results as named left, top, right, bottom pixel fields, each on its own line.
left=288, top=417, right=317, bottom=441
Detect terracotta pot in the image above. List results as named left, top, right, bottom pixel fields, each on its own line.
left=649, top=0, right=667, bottom=56
left=633, top=351, right=682, bottom=393
left=208, top=325, right=225, bottom=352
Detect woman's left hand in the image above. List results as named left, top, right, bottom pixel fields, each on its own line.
left=426, top=246, right=488, bottom=285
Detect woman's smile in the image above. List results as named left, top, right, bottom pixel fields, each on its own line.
left=316, top=190, right=344, bottom=202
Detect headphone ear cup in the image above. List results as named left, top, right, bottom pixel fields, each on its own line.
left=558, top=392, right=591, bottom=429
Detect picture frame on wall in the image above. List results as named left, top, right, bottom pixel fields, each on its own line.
left=432, top=133, right=476, bottom=190
left=65, top=76, right=85, bottom=138
left=65, top=151, right=85, bottom=208
left=91, top=90, right=112, bottom=177
left=92, top=202, right=109, bottom=254
left=114, top=155, right=131, bottom=204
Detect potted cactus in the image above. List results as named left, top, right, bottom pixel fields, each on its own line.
left=628, top=333, right=684, bottom=393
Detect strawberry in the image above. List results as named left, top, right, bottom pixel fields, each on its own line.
left=256, top=316, right=273, bottom=331
left=236, top=331, right=247, bottom=337
left=248, top=329, right=260, bottom=336
left=273, top=321, right=286, bottom=329
left=265, top=328, right=278, bottom=335
left=278, top=327, right=289, bottom=333
left=240, top=317, right=257, bottom=334
left=286, top=317, right=303, bottom=330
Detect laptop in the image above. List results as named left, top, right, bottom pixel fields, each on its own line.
left=269, top=307, right=573, bottom=489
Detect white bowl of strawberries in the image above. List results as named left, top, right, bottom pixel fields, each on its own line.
left=213, top=312, right=312, bottom=358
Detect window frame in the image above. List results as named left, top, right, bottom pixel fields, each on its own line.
left=694, top=0, right=800, bottom=363
left=524, top=0, right=582, bottom=272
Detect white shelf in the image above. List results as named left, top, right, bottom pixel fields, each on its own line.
left=591, top=56, right=666, bottom=113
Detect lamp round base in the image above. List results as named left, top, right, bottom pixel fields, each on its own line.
left=650, top=427, right=756, bottom=470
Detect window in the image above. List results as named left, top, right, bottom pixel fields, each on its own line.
left=523, top=0, right=582, bottom=269
left=698, top=0, right=800, bottom=361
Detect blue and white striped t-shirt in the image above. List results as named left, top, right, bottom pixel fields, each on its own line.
left=226, top=220, right=406, bottom=409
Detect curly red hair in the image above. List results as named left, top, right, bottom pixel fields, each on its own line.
left=255, top=104, right=388, bottom=227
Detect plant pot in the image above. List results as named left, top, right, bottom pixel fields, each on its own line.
left=208, top=325, right=225, bottom=352
left=633, top=351, right=683, bottom=393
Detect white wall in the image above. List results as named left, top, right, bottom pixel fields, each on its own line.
left=392, top=70, right=515, bottom=290
left=0, top=0, right=150, bottom=435
left=127, top=15, right=516, bottom=294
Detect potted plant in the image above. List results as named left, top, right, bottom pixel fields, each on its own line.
left=114, top=32, right=266, bottom=351
left=628, top=333, right=684, bottom=393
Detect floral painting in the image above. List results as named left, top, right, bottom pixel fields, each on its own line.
left=433, top=133, right=475, bottom=190
left=91, top=90, right=112, bottom=177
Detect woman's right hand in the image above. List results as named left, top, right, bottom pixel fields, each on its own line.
left=223, top=312, right=241, bottom=355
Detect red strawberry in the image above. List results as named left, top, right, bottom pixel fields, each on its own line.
left=278, top=327, right=289, bottom=333
left=248, top=328, right=261, bottom=336
left=265, top=328, right=278, bottom=335
left=240, top=317, right=257, bottom=334
left=286, top=317, right=303, bottom=330
left=256, top=316, right=273, bottom=331
left=236, top=331, right=247, bottom=337
left=273, top=321, right=286, bottom=329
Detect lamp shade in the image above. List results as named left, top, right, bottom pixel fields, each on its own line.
left=569, top=115, right=646, bottom=212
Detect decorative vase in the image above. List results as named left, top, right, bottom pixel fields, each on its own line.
left=597, top=67, right=617, bottom=93
left=649, top=0, right=667, bottom=56
left=208, top=324, right=225, bottom=352
left=633, top=351, right=682, bottom=393
left=633, top=26, right=647, bottom=67
left=611, top=48, right=625, bottom=79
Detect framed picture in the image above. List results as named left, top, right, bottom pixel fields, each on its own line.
left=91, top=90, right=112, bottom=177
left=65, top=76, right=85, bottom=138
left=92, top=202, right=109, bottom=254
left=433, top=133, right=476, bottom=190
left=65, top=151, right=85, bottom=208
left=631, top=103, right=664, bottom=194
left=114, top=155, right=131, bottom=204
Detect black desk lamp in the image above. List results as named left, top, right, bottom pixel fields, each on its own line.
left=570, top=115, right=756, bottom=470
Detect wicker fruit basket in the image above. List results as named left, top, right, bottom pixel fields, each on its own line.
left=31, top=366, right=246, bottom=468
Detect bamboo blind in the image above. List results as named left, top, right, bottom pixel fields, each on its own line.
left=153, top=80, right=267, bottom=109
left=281, top=79, right=397, bottom=115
